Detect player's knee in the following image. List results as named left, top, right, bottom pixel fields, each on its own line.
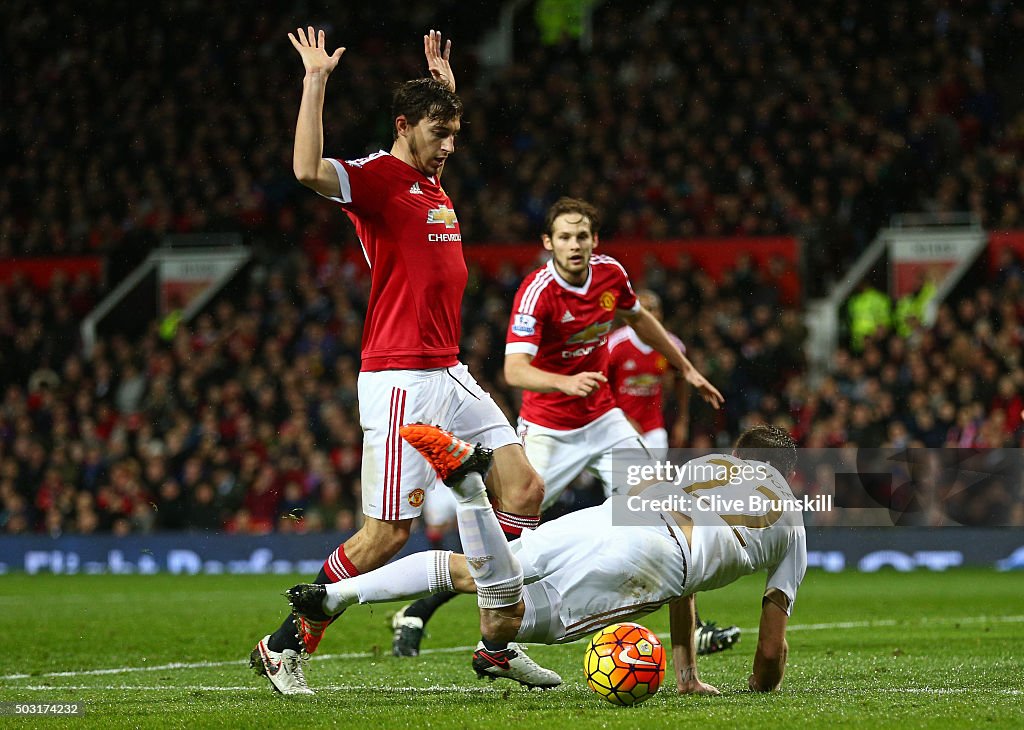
left=377, top=522, right=412, bottom=556
left=358, top=519, right=412, bottom=562
left=525, top=472, right=546, bottom=513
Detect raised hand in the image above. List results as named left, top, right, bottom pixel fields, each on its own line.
left=424, top=29, right=455, bottom=91
left=288, top=27, right=345, bottom=76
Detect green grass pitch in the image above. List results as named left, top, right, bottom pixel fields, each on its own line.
left=2, top=569, right=1021, bottom=728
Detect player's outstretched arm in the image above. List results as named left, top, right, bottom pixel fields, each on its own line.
left=624, top=307, right=724, bottom=410
left=678, top=360, right=724, bottom=410
left=669, top=595, right=720, bottom=695
left=505, top=353, right=607, bottom=397
left=749, top=596, right=789, bottom=692
left=424, top=29, right=455, bottom=92
left=288, top=27, right=345, bottom=197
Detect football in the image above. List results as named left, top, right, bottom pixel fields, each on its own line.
left=583, top=622, right=666, bottom=706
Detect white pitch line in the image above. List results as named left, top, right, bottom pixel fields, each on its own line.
left=0, top=645, right=477, bottom=681
left=3, top=614, right=1022, bottom=682
left=786, top=619, right=898, bottom=631
left=12, top=684, right=496, bottom=693
left=878, top=688, right=1023, bottom=696
left=8, top=685, right=1022, bottom=696
left=785, top=614, right=1024, bottom=632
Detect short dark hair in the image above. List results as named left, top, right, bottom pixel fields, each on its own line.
left=734, top=424, right=797, bottom=476
left=391, top=79, right=463, bottom=139
left=543, top=197, right=601, bottom=237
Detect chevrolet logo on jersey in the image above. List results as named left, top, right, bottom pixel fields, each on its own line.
left=427, top=205, right=459, bottom=228
left=625, top=374, right=660, bottom=388
left=622, top=374, right=660, bottom=396
left=566, top=320, right=612, bottom=345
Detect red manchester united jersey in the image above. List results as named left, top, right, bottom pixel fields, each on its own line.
left=607, top=326, right=685, bottom=433
left=505, top=255, right=640, bottom=429
left=325, top=152, right=467, bottom=371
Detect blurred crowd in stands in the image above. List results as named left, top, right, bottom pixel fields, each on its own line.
left=3, top=1, right=1024, bottom=296
left=2, top=0, right=1024, bottom=535
left=2, top=244, right=1023, bottom=536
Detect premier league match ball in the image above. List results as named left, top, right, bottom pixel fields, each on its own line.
left=583, top=622, right=666, bottom=706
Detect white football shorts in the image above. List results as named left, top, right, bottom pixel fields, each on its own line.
left=641, top=428, right=669, bottom=459
left=358, top=363, right=517, bottom=521
left=510, top=500, right=687, bottom=644
left=518, top=408, right=650, bottom=511
left=421, top=479, right=458, bottom=528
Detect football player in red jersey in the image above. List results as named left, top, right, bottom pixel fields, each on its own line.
left=608, top=289, right=690, bottom=458
left=504, top=197, right=721, bottom=510
left=251, top=28, right=552, bottom=695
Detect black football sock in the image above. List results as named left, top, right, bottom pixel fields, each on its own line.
left=268, top=567, right=337, bottom=653
left=403, top=590, right=459, bottom=621
left=481, top=636, right=509, bottom=652
left=268, top=615, right=303, bottom=653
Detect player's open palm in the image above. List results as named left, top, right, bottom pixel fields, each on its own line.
left=424, top=29, right=455, bottom=91
left=288, top=27, right=345, bottom=75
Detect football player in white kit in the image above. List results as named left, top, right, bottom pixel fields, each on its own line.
left=289, top=423, right=806, bottom=693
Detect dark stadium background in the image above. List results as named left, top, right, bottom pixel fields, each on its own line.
left=1, top=0, right=1023, bottom=549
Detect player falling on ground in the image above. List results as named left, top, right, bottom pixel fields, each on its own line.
left=250, top=28, right=550, bottom=695
left=391, top=197, right=737, bottom=657
left=288, top=423, right=806, bottom=693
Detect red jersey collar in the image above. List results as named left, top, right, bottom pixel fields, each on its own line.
left=545, top=259, right=592, bottom=295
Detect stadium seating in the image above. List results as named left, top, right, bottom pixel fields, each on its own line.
left=2, top=0, right=1023, bottom=534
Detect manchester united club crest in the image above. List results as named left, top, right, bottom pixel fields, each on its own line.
left=408, top=488, right=425, bottom=507
left=599, top=291, right=616, bottom=311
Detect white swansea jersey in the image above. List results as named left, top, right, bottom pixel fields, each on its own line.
left=669, top=454, right=807, bottom=614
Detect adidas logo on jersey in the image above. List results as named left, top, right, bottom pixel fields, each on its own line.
left=560, top=309, right=575, bottom=323
left=409, top=182, right=424, bottom=195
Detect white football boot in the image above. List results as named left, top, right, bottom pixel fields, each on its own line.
left=472, top=641, right=562, bottom=688
left=250, top=635, right=314, bottom=695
